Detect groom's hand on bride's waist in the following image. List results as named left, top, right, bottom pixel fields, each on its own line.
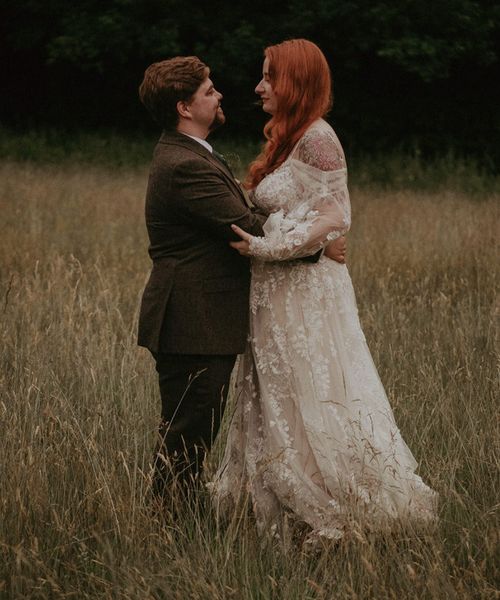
left=324, top=236, right=347, bottom=264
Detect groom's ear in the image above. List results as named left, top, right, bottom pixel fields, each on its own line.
left=177, top=100, right=191, bottom=119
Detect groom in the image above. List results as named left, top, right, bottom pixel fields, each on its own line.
left=137, top=56, right=346, bottom=498
left=138, top=56, right=267, bottom=497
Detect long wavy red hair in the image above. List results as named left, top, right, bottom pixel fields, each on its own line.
left=246, top=39, right=333, bottom=189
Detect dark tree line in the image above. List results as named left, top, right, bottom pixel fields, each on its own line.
left=1, top=0, right=499, bottom=162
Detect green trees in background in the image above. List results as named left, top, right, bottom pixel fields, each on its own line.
left=1, top=0, right=499, bottom=160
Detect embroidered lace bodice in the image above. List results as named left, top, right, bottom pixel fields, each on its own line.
left=249, top=119, right=350, bottom=261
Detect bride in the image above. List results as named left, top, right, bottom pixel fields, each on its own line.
left=210, top=39, right=437, bottom=541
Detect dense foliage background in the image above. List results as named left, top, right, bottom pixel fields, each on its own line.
left=1, top=0, right=499, bottom=162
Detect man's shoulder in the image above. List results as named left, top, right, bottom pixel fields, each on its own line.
left=157, top=131, right=209, bottom=156
left=152, top=133, right=212, bottom=171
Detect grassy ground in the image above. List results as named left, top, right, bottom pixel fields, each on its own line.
left=0, top=149, right=498, bottom=598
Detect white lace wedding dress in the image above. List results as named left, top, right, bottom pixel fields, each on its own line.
left=210, top=119, right=437, bottom=541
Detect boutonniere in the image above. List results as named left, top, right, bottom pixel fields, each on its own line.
left=222, top=151, right=240, bottom=174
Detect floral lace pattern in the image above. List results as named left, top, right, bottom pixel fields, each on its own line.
left=248, top=122, right=350, bottom=262
left=209, top=119, right=437, bottom=541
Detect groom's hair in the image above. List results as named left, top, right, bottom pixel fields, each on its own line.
left=139, top=56, right=209, bottom=130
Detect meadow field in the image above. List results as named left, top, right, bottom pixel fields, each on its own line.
left=0, top=141, right=498, bottom=599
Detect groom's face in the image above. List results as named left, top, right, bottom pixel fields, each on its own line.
left=186, top=77, right=225, bottom=132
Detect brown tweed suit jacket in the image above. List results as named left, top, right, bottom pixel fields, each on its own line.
left=138, top=131, right=266, bottom=355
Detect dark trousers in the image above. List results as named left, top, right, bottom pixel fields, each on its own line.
left=152, top=352, right=236, bottom=498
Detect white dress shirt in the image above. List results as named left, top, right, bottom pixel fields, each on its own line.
left=182, top=133, right=213, bottom=154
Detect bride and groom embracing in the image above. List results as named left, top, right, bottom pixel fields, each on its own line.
left=137, top=39, right=436, bottom=542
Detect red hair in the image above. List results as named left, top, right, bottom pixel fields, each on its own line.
left=246, top=39, right=333, bottom=189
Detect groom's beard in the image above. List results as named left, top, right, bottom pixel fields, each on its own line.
left=209, top=107, right=226, bottom=132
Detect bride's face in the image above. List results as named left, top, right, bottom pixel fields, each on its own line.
left=255, top=57, right=277, bottom=115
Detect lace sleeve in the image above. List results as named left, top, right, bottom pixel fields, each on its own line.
left=297, top=128, right=346, bottom=171
left=249, top=127, right=350, bottom=262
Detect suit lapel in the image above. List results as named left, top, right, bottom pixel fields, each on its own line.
left=159, top=131, right=249, bottom=207
left=203, top=147, right=236, bottom=181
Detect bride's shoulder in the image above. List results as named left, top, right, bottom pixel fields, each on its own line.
left=295, top=119, right=345, bottom=171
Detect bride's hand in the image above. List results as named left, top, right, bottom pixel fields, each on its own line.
left=324, top=236, right=346, bottom=263
left=230, top=224, right=253, bottom=256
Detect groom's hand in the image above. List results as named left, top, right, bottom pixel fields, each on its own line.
left=324, top=236, right=347, bottom=263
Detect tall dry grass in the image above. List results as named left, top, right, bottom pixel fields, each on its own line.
left=0, top=159, right=498, bottom=599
